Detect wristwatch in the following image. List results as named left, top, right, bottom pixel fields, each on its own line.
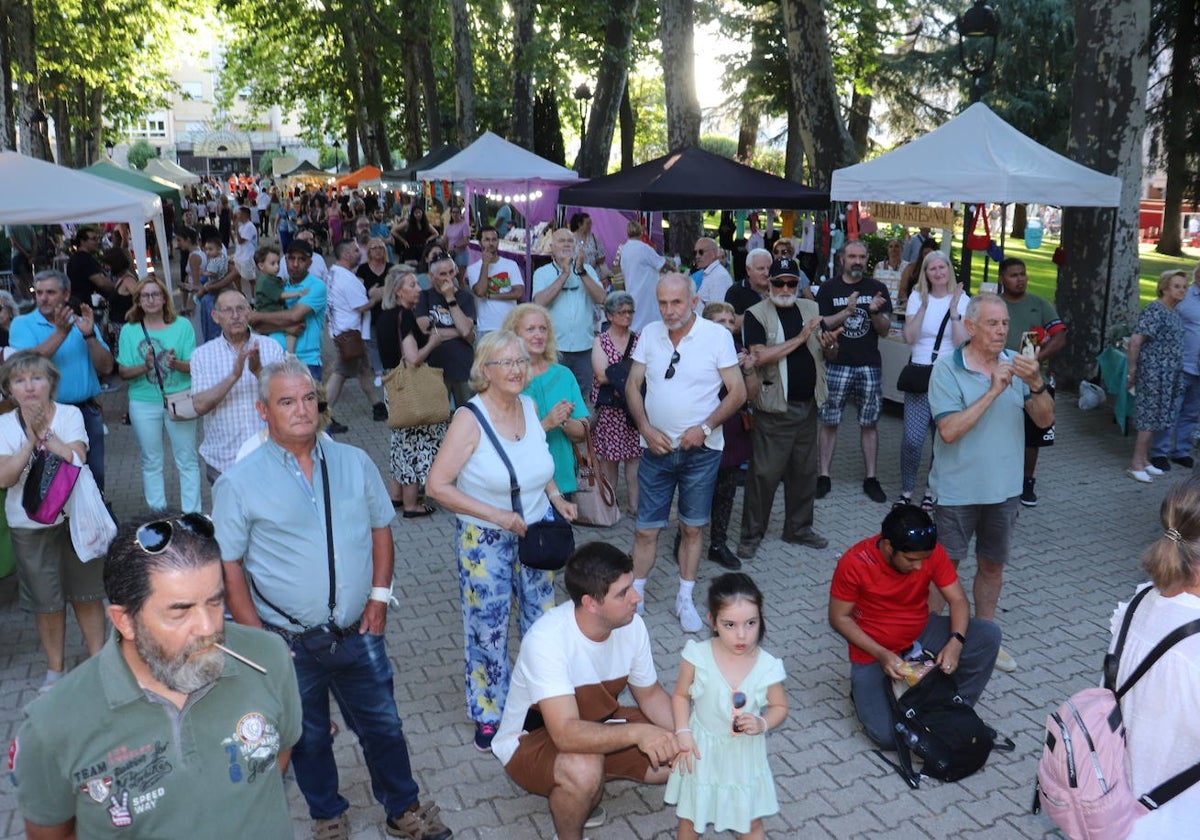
left=950, top=631, right=967, bottom=645
left=1029, top=381, right=1048, bottom=395
left=701, top=423, right=713, bottom=437
left=445, top=298, right=458, bottom=308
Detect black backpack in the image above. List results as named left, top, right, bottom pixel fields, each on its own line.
left=876, top=667, right=1014, bottom=788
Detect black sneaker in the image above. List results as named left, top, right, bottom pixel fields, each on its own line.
left=1150, top=456, right=1171, bottom=472
left=327, top=419, right=349, bottom=434
left=862, top=477, right=886, bottom=503
left=707, top=543, right=742, bottom=570
left=372, top=401, right=388, bottom=422
left=816, top=475, right=832, bottom=499
left=1020, top=477, right=1038, bottom=507
left=1172, top=456, right=1195, bottom=469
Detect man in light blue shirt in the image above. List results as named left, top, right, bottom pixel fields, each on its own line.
left=247, top=238, right=327, bottom=380
left=212, top=358, right=452, bottom=840
left=533, top=227, right=606, bottom=400
left=8, top=269, right=114, bottom=490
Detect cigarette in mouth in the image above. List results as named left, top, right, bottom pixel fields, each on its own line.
left=215, top=643, right=267, bottom=674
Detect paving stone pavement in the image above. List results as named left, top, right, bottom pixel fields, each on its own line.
left=0, top=371, right=1178, bottom=839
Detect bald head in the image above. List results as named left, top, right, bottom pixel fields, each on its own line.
left=694, top=237, right=719, bottom=269
left=656, top=273, right=698, bottom=331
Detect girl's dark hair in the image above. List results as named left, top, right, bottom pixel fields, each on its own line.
left=1142, top=476, right=1200, bottom=593
left=707, top=573, right=766, bottom=642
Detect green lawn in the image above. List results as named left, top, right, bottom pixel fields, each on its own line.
left=962, top=235, right=1199, bottom=306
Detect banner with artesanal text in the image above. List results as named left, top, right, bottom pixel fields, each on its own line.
left=863, top=202, right=955, bottom=229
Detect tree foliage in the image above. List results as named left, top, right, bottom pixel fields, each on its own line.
left=127, top=139, right=157, bottom=170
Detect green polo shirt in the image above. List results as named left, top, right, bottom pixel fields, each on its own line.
left=14, top=624, right=300, bottom=837
left=928, top=344, right=1031, bottom=505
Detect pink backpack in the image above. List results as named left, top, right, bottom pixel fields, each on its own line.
left=1034, top=586, right=1200, bottom=839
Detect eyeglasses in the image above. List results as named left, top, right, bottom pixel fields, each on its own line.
left=216, top=304, right=251, bottom=314
left=485, top=357, right=529, bottom=370
left=614, top=308, right=634, bottom=316
left=693, top=248, right=710, bottom=256
left=665, top=350, right=680, bottom=380
left=135, top=514, right=215, bottom=554
left=770, top=279, right=799, bottom=289
left=140, top=291, right=164, bottom=300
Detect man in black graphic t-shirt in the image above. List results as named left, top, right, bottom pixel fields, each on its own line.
left=815, top=240, right=893, bottom=503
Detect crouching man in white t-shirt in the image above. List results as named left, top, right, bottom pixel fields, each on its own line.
left=492, top=542, right=683, bottom=840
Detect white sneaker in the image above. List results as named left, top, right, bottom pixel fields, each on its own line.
left=1144, top=463, right=1165, bottom=476
left=995, top=647, right=1018, bottom=673
left=1127, top=468, right=1154, bottom=484
left=584, top=806, right=606, bottom=828
left=676, top=597, right=703, bottom=633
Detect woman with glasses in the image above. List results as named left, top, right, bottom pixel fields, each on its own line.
left=0, top=353, right=105, bottom=694
left=417, top=240, right=447, bottom=291
left=117, top=276, right=201, bottom=513
left=426, top=330, right=576, bottom=752
left=503, top=304, right=589, bottom=500
left=378, top=267, right=444, bottom=516
left=897, top=251, right=967, bottom=510
left=591, top=291, right=642, bottom=514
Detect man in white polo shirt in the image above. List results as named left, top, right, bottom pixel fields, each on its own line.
left=469, top=225, right=524, bottom=339
left=624, top=274, right=745, bottom=632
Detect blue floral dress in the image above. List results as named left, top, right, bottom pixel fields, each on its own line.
left=1133, top=300, right=1183, bottom=431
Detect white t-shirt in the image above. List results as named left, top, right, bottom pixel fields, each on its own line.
left=456, top=396, right=552, bottom=529
left=235, top=220, right=258, bottom=265
left=696, top=261, right=733, bottom=307
left=492, top=600, right=658, bottom=765
left=632, top=315, right=738, bottom=450
left=0, top=404, right=86, bottom=529
left=468, top=255, right=524, bottom=333
left=327, top=264, right=369, bottom=338
left=905, top=291, right=968, bottom=364
left=621, top=239, right=667, bottom=332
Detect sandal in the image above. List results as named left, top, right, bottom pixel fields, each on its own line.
left=402, top=504, right=436, bottom=519
left=892, top=494, right=913, bottom=509
left=920, top=493, right=936, bottom=513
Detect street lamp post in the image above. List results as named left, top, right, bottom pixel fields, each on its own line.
left=573, top=83, right=593, bottom=140
left=956, top=0, right=1000, bottom=291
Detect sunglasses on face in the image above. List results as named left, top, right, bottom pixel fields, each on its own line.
left=770, top=279, right=799, bottom=289
left=135, top=514, right=215, bottom=554
left=665, top=350, right=681, bottom=380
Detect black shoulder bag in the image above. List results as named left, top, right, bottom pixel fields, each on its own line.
left=897, top=309, right=952, bottom=394
left=465, top=402, right=574, bottom=571
left=596, top=332, right=637, bottom=409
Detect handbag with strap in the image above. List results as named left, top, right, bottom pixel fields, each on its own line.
left=572, top=418, right=620, bottom=527
left=966, top=204, right=991, bottom=252
left=140, top=322, right=199, bottom=420
left=17, top=410, right=81, bottom=525
left=333, top=329, right=366, bottom=362
left=464, top=402, right=575, bottom=571
left=896, top=309, right=953, bottom=394
left=595, top=333, right=637, bottom=409
left=382, top=362, right=451, bottom=428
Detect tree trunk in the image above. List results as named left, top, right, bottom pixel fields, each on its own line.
left=576, top=0, right=640, bottom=176
left=533, top=87, right=566, bottom=166
left=619, top=83, right=634, bottom=170
left=659, top=0, right=702, bottom=255
left=847, top=88, right=872, bottom=160
left=779, top=0, right=858, bottom=188
left=10, top=0, right=51, bottom=159
left=51, top=97, right=70, bottom=165
left=447, top=0, right=476, bottom=145
left=1154, top=0, right=1197, bottom=256
left=1055, top=0, right=1151, bottom=389
left=335, top=14, right=367, bottom=170
left=784, top=108, right=805, bottom=183
left=0, top=0, right=14, bottom=152
left=1010, top=203, right=1027, bottom=239
left=509, top=0, right=537, bottom=149
left=737, top=100, right=760, bottom=161
left=401, top=49, right=426, bottom=164
left=417, top=41, right=443, bottom=150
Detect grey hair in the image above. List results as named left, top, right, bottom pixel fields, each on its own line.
left=839, top=240, right=868, bottom=258
left=746, top=247, right=772, bottom=266
left=965, top=291, right=1004, bottom=322
left=469, top=330, right=530, bottom=393
left=603, top=290, right=635, bottom=315
left=33, top=269, right=70, bottom=293
left=105, top=512, right=219, bottom=619
left=257, top=357, right=316, bottom=402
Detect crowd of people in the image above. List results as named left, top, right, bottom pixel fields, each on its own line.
left=5, top=189, right=1200, bottom=840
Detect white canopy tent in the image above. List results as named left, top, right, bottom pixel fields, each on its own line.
left=144, top=157, right=200, bottom=187
left=0, top=151, right=173, bottom=288
left=417, top=131, right=580, bottom=183
left=830, top=103, right=1121, bottom=206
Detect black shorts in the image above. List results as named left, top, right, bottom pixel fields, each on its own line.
left=1024, top=384, right=1055, bottom=448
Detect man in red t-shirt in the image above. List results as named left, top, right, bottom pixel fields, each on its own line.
left=828, top=505, right=1001, bottom=746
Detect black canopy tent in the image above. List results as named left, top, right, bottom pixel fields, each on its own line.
left=281, top=160, right=329, bottom=178
left=557, top=146, right=829, bottom=211
left=383, top=143, right=462, bottom=182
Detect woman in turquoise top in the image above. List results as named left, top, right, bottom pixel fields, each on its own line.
left=502, top=303, right=588, bottom=495
left=117, top=276, right=201, bottom=512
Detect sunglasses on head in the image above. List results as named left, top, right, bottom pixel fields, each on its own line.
left=665, top=349, right=680, bottom=380
left=135, top=514, right=215, bottom=554
left=894, top=524, right=937, bottom=552
left=770, top=278, right=799, bottom=289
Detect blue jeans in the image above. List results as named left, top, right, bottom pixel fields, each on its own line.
left=76, top=401, right=105, bottom=494
left=1153, top=371, right=1200, bottom=460
left=636, top=445, right=723, bottom=529
left=289, top=630, right=420, bottom=820
left=128, top=400, right=201, bottom=512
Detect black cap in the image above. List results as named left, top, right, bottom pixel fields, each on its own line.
left=769, top=257, right=801, bottom=279
left=285, top=239, right=313, bottom=256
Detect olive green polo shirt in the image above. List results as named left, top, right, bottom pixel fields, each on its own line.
left=14, top=624, right=301, bottom=837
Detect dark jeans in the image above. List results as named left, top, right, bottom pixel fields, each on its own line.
left=77, top=401, right=105, bottom=494
left=288, top=629, right=420, bottom=820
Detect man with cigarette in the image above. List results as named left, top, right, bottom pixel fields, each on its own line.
left=212, top=358, right=452, bottom=840
left=13, top=512, right=302, bottom=838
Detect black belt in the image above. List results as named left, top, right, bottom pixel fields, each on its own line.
left=262, top=618, right=361, bottom=646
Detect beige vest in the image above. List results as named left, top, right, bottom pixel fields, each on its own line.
left=746, top=297, right=827, bottom=413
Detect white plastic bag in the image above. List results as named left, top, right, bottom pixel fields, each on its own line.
left=65, top=465, right=116, bottom=562
left=1078, top=380, right=1105, bottom=411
